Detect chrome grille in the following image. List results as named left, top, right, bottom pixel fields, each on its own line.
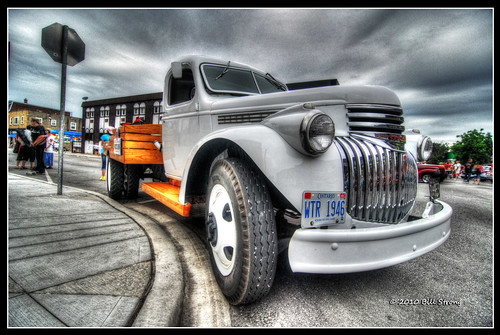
left=347, top=104, right=405, bottom=135
left=336, top=136, right=418, bottom=224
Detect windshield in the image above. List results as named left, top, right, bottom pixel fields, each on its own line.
left=201, top=63, right=286, bottom=95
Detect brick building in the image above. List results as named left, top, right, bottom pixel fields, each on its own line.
left=81, top=92, right=163, bottom=154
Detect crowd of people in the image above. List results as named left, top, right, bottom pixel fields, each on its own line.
left=13, top=118, right=56, bottom=175
left=12, top=120, right=114, bottom=182
left=442, top=159, right=493, bottom=184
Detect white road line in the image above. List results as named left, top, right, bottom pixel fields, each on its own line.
left=45, top=169, right=54, bottom=184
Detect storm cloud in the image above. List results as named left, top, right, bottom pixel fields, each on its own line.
left=8, top=8, right=493, bottom=143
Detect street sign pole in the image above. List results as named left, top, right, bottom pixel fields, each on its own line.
left=42, top=22, right=85, bottom=195
left=57, top=25, right=68, bottom=195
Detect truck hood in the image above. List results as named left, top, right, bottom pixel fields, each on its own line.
left=209, top=85, right=401, bottom=111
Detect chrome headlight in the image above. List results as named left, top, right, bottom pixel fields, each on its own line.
left=417, top=135, right=433, bottom=161
left=300, top=112, right=335, bottom=155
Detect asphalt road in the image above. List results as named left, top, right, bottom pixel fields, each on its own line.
left=9, top=151, right=493, bottom=327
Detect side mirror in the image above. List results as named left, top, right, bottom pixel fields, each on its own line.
left=171, top=62, right=183, bottom=79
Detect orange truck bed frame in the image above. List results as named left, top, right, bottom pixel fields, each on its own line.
left=104, top=124, right=191, bottom=217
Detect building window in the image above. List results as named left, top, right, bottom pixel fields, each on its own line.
left=133, top=102, right=146, bottom=115
left=21, top=116, right=24, bottom=125
left=99, top=106, right=110, bottom=132
left=100, top=106, right=110, bottom=117
left=86, top=107, right=94, bottom=118
left=70, top=122, right=77, bottom=130
left=153, top=101, right=163, bottom=113
left=85, top=118, right=94, bottom=133
left=116, top=104, right=126, bottom=116
left=153, top=101, right=163, bottom=124
left=51, top=119, right=57, bottom=126
left=13, top=117, right=19, bottom=125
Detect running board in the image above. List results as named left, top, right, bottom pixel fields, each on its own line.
left=141, top=182, right=191, bottom=217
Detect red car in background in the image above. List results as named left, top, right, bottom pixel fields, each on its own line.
left=417, top=163, right=447, bottom=183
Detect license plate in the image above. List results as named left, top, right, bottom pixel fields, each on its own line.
left=301, top=191, right=347, bottom=227
left=113, top=137, right=122, bottom=155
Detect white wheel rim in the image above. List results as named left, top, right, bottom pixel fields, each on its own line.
left=208, top=184, right=237, bottom=276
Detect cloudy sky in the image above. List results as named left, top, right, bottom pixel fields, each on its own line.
left=8, top=8, right=493, bottom=143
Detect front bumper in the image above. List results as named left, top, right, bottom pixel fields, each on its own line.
left=288, top=200, right=452, bottom=273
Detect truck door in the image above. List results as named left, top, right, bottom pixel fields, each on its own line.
left=162, top=64, right=201, bottom=179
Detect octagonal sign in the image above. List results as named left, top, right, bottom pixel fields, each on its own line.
left=42, top=22, right=85, bottom=66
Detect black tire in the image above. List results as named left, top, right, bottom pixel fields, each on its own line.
left=421, top=173, right=432, bottom=183
left=106, top=158, right=141, bottom=199
left=107, top=157, right=124, bottom=200
left=124, top=164, right=141, bottom=199
left=206, top=158, right=277, bottom=305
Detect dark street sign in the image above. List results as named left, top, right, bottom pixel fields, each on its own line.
left=42, top=22, right=85, bottom=66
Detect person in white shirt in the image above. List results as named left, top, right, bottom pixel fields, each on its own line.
left=453, top=161, right=462, bottom=179
left=44, top=129, right=56, bottom=169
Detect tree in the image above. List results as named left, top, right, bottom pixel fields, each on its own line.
left=427, top=142, right=450, bottom=164
left=451, top=129, right=493, bottom=164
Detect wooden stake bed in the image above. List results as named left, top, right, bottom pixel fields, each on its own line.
left=105, top=124, right=163, bottom=165
left=104, top=124, right=191, bottom=217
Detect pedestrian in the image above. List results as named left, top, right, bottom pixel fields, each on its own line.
left=464, top=159, right=473, bottom=183
left=28, top=118, right=47, bottom=175
left=473, top=164, right=485, bottom=185
left=20, top=125, right=36, bottom=170
left=100, top=127, right=114, bottom=180
left=44, top=129, right=56, bottom=169
left=453, top=160, right=462, bottom=179
left=444, top=160, right=453, bottom=179
left=14, top=127, right=32, bottom=169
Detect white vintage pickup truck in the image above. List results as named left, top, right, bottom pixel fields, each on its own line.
left=105, top=55, right=452, bottom=305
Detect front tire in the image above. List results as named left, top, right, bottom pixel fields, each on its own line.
left=206, top=158, right=277, bottom=305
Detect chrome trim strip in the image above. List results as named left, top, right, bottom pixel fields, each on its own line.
left=346, top=104, right=405, bottom=136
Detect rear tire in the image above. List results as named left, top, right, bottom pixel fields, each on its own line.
left=106, top=157, right=124, bottom=200
left=106, top=158, right=141, bottom=200
left=206, top=158, right=277, bottom=305
left=124, top=164, right=141, bottom=199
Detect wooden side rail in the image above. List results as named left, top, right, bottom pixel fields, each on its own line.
left=105, top=124, right=163, bottom=165
left=141, top=182, right=191, bottom=217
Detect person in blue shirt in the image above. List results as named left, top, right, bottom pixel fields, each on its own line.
left=100, top=127, right=114, bottom=180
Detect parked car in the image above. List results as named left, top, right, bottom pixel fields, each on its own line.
left=417, top=163, right=447, bottom=183
left=481, top=165, right=493, bottom=182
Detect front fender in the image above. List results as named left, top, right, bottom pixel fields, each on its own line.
left=179, top=125, right=345, bottom=211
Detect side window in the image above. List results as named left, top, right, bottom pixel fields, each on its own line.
left=169, top=68, right=195, bottom=105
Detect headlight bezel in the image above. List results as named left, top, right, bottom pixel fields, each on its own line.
left=300, top=111, right=336, bottom=155
left=417, top=135, right=433, bottom=161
